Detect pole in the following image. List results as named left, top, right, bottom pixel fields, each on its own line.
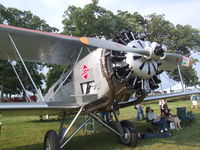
left=177, top=65, right=185, bottom=91
left=159, top=75, right=164, bottom=93
left=0, top=87, right=2, bottom=102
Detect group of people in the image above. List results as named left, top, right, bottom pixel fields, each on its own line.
left=136, top=99, right=183, bottom=132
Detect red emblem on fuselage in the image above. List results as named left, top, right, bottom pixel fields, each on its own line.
left=82, top=65, right=89, bottom=79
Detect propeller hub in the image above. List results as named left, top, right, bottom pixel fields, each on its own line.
left=125, top=53, right=158, bottom=79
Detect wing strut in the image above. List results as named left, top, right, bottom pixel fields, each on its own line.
left=8, top=34, right=44, bottom=101
left=49, top=46, right=84, bottom=99
left=7, top=57, right=31, bottom=101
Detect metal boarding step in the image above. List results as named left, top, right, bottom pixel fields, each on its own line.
left=84, top=115, right=95, bottom=134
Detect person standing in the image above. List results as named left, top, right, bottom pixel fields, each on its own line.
left=136, top=104, right=145, bottom=121
left=159, top=99, right=167, bottom=112
left=100, top=112, right=110, bottom=122
left=191, top=94, right=198, bottom=110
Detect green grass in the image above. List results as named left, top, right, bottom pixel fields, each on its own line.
left=0, top=100, right=200, bottom=150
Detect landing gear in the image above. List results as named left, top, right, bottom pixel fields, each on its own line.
left=90, top=110, right=138, bottom=148
left=42, top=106, right=139, bottom=149
left=119, top=120, right=138, bottom=147
left=43, top=130, right=59, bottom=150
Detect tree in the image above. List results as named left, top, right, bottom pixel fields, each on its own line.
left=144, top=14, right=200, bottom=86
left=116, top=10, right=147, bottom=33
left=62, top=0, right=125, bottom=38
left=45, top=64, right=69, bottom=92
left=0, top=4, right=6, bottom=24
left=0, top=4, right=58, bottom=98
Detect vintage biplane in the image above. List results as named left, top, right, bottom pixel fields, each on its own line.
left=0, top=24, right=199, bottom=150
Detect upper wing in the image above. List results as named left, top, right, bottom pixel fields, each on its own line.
left=0, top=24, right=184, bottom=68
left=119, top=89, right=200, bottom=108
left=0, top=24, right=85, bottom=64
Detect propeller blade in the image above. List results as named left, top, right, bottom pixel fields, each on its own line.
left=80, top=37, right=150, bottom=55
left=162, top=53, right=183, bottom=65
left=158, top=53, right=183, bottom=70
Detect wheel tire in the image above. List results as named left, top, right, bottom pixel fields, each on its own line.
left=119, top=120, right=138, bottom=147
left=43, top=130, right=59, bottom=150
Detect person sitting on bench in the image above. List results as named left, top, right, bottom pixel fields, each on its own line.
left=161, top=104, right=183, bottom=130
left=146, top=106, right=168, bottom=133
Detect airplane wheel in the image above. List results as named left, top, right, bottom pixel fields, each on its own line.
left=119, top=120, right=138, bottom=147
left=43, top=130, right=59, bottom=150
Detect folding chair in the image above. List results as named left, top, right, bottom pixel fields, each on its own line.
left=146, top=119, right=162, bottom=133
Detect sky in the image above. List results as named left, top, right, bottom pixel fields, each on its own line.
left=1, top=0, right=200, bottom=31
left=1, top=0, right=200, bottom=89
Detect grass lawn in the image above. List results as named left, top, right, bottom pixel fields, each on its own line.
left=0, top=100, right=200, bottom=150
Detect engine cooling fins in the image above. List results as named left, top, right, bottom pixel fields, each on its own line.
left=152, top=75, right=161, bottom=84
left=128, top=77, right=142, bottom=90
left=111, top=55, right=126, bottom=63
left=114, top=65, right=132, bottom=82
left=156, top=70, right=163, bottom=75
left=148, top=78, right=159, bottom=90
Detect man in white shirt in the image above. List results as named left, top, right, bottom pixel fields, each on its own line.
left=146, top=106, right=168, bottom=133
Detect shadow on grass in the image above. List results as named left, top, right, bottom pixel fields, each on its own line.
left=1, top=131, right=122, bottom=150
left=2, top=119, right=200, bottom=150
left=30, top=119, right=61, bottom=123
left=4, top=111, right=199, bottom=150
left=2, top=143, right=43, bottom=150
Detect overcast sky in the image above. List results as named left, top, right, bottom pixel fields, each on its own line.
left=1, top=0, right=200, bottom=32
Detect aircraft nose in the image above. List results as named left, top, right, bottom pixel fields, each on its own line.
left=126, top=53, right=158, bottom=79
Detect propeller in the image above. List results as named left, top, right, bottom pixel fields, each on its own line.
left=158, top=53, right=183, bottom=70
left=80, top=36, right=183, bottom=70
left=80, top=37, right=150, bottom=55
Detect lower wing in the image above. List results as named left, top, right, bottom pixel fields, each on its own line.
left=0, top=101, right=80, bottom=116
left=1, top=89, right=199, bottom=116
left=119, top=89, right=200, bottom=108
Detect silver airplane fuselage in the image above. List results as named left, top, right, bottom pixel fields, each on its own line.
left=45, top=41, right=159, bottom=112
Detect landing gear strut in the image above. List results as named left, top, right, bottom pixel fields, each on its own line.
left=89, top=110, right=138, bottom=147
